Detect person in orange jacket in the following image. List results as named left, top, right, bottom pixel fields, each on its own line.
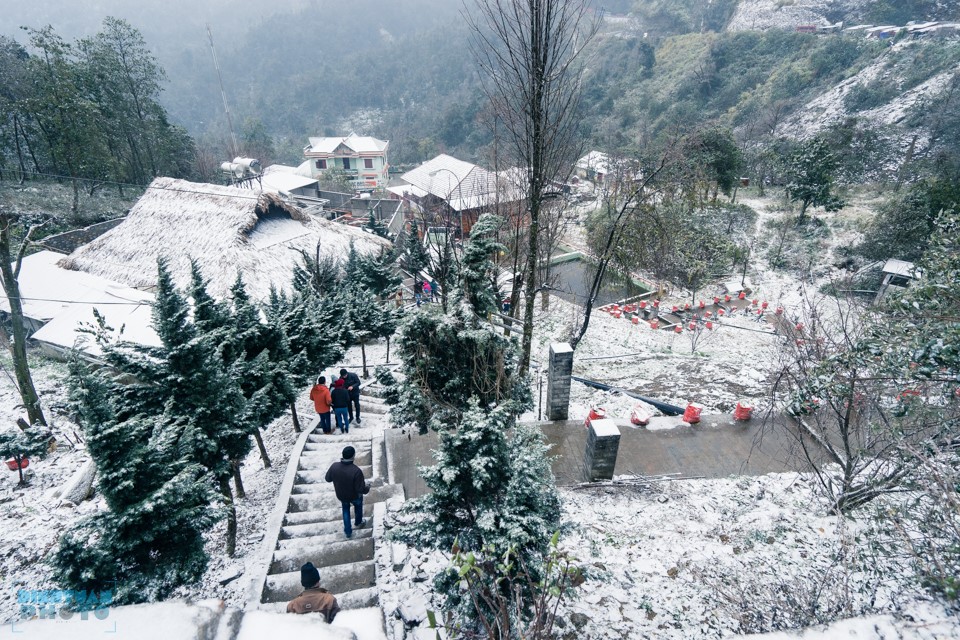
left=309, top=375, right=333, bottom=434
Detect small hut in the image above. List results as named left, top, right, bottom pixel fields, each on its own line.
left=59, top=177, right=390, bottom=301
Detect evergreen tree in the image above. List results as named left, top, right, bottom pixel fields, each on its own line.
left=404, top=219, right=430, bottom=276
left=265, top=285, right=348, bottom=431
left=51, top=357, right=213, bottom=604
left=365, top=210, right=390, bottom=238
left=0, top=425, right=49, bottom=484
left=343, top=287, right=400, bottom=378
left=392, top=403, right=561, bottom=634
left=355, top=248, right=402, bottom=298
left=460, top=213, right=506, bottom=317
left=385, top=302, right=530, bottom=434
left=784, top=136, right=845, bottom=222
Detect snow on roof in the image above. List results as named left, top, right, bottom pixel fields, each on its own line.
left=400, top=154, right=525, bottom=212
left=576, top=151, right=612, bottom=174
left=882, top=259, right=919, bottom=278
left=257, top=164, right=318, bottom=194
left=31, top=294, right=160, bottom=357
left=305, top=133, right=388, bottom=155
left=386, top=183, right=429, bottom=198
left=0, top=251, right=151, bottom=323
left=58, top=177, right=390, bottom=301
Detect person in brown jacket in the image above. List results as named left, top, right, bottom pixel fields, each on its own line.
left=286, top=562, right=340, bottom=622
left=310, top=376, right=333, bottom=434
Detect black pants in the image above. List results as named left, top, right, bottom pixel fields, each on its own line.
left=348, top=393, right=361, bottom=421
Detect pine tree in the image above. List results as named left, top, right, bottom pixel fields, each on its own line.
left=460, top=213, right=506, bottom=317
left=265, top=286, right=348, bottom=431
left=404, top=220, right=430, bottom=276
left=392, top=403, right=561, bottom=634
left=343, top=287, right=399, bottom=378
left=0, top=425, right=49, bottom=484
left=365, top=210, right=390, bottom=238
left=51, top=357, right=213, bottom=604
left=355, top=248, right=402, bottom=298
left=385, top=302, right=530, bottom=434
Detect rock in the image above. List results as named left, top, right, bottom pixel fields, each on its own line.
left=391, top=542, right=409, bottom=571
left=59, top=460, right=96, bottom=505
left=412, top=571, right=429, bottom=583
left=396, top=593, right=430, bottom=628
left=246, top=533, right=264, bottom=543
left=570, top=612, right=590, bottom=630
left=657, top=495, right=669, bottom=504
left=217, top=564, right=243, bottom=586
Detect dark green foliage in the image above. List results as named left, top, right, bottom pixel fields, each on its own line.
left=354, top=248, right=402, bottom=297
left=266, top=286, right=348, bottom=387
left=365, top=210, right=390, bottom=238
left=293, top=243, right=342, bottom=297
left=679, top=127, right=744, bottom=200
left=392, top=404, right=561, bottom=633
left=0, top=426, right=49, bottom=484
left=858, top=175, right=960, bottom=262
left=51, top=357, right=213, bottom=604
left=460, top=213, right=506, bottom=317
left=385, top=303, right=531, bottom=434
left=784, top=137, right=845, bottom=220
left=403, top=220, right=431, bottom=276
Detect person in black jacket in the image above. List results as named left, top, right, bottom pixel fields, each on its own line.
left=340, top=368, right=362, bottom=425
left=325, top=446, right=370, bottom=538
left=331, top=379, right=352, bottom=434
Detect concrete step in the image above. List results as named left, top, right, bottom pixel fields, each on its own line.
left=277, top=527, right=373, bottom=549
left=258, top=587, right=380, bottom=613
left=298, top=456, right=371, bottom=471
left=270, top=536, right=374, bottom=574
left=304, top=440, right=371, bottom=452
left=292, top=466, right=371, bottom=489
left=285, top=503, right=375, bottom=526
left=263, top=561, right=376, bottom=603
left=288, top=484, right=397, bottom=513
left=281, top=519, right=360, bottom=540
left=300, top=429, right=371, bottom=443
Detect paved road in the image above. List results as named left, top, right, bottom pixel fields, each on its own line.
left=387, top=413, right=824, bottom=499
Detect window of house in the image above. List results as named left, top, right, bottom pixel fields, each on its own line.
left=364, top=158, right=374, bottom=169
left=316, top=159, right=327, bottom=170
left=342, top=158, right=351, bottom=170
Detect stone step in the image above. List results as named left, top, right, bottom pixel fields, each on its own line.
left=304, top=436, right=375, bottom=457
left=285, top=503, right=375, bottom=527
left=300, top=430, right=371, bottom=443
left=283, top=484, right=402, bottom=525
left=288, top=484, right=396, bottom=512
left=281, top=519, right=361, bottom=540
left=270, top=536, right=374, bottom=574
left=258, top=587, right=379, bottom=612
left=298, top=456, right=372, bottom=471
left=291, top=466, right=372, bottom=489
left=277, top=527, right=373, bottom=549
left=262, top=561, right=376, bottom=603
left=304, top=440, right=369, bottom=451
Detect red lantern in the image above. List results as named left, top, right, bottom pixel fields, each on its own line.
left=674, top=325, right=682, bottom=334
left=672, top=305, right=679, bottom=313
left=734, top=401, right=753, bottom=421
left=682, top=403, right=703, bottom=424
left=705, top=311, right=712, bottom=317
left=775, top=306, right=784, bottom=316
left=725, top=294, right=732, bottom=302
left=639, top=301, right=647, bottom=309
left=761, top=301, right=769, bottom=310
left=706, top=321, right=713, bottom=330
left=650, top=320, right=659, bottom=330
left=5, top=458, right=28, bottom=471
left=796, top=322, right=805, bottom=331
left=738, top=291, right=746, bottom=300
left=585, top=407, right=606, bottom=428
left=718, top=309, right=726, bottom=316
left=684, top=303, right=691, bottom=310
left=653, top=299, right=660, bottom=308
left=688, top=321, right=696, bottom=331
left=699, top=300, right=706, bottom=309
left=713, top=296, right=720, bottom=304
left=631, top=316, right=639, bottom=325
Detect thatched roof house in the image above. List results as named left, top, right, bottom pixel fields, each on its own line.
left=59, top=177, right=390, bottom=300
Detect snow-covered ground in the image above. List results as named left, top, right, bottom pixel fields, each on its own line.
left=2, top=191, right=955, bottom=636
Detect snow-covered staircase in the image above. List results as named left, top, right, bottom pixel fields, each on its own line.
left=247, top=393, right=402, bottom=622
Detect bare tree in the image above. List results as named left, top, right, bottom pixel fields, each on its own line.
left=0, top=207, right=47, bottom=426
left=468, top=0, right=598, bottom=375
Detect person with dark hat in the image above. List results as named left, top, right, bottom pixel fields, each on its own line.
left=325, top=445, right=371, bottom=538
left=286, top=561, right=340, bottom=622
left=331, top=378, right=351, bottom=434
left=339, top=368, right=362, bottom=425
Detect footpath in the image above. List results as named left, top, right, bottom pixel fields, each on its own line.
left=245, top=390, right=403, bottom=635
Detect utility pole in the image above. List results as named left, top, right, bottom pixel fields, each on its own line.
left=206, top=24, right=239, bottom=159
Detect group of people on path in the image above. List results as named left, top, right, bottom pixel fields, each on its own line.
left=288, top=369, right=375, bottom=622
left=309, top=368, right=362, bottom=434
left=412, top=278, right=438, bottom=307
left=287, top=444, right=372, bottom=622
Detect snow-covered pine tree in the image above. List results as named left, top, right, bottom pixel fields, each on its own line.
left=386, top=301, right=530, bottom=433
left=460, top=213, right=505, bottom=317
left=364, top=210, right=390, bottom=238
left=404, top=219, right=430, bottom=276
left=342, top=286, right=400, bottom=378
left=52, top=357, right=213, bottom=604
left=355, top=248, right=402, bottom=298
left=0, top=424, right=49, bottom=485
left=392, top=402, right=562, bottom=635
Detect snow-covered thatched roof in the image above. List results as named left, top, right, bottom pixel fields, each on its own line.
left=59, top=177, right=390, bottom=300
left=400, top=154, right=524, bottom=212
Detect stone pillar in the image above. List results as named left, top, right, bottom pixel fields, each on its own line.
left=584, top=418, right=620, bottom=481
left=546, top=342, right=574, bottom=421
